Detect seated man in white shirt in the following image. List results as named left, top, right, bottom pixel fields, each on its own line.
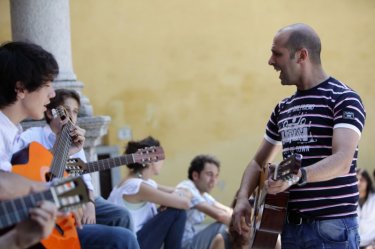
left=0, top=41, right=60, bottom=249
left=15, top=88, right=134, bottom=230
left=177, top=154, right=233, bottom=249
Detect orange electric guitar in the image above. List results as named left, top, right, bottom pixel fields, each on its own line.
left=65, top=146, right=165, bottom=176
left=11, top=106, right=82, bottom=249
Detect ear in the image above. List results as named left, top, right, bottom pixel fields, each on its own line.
left=192, top=171, right=199, bottom=181
left=297, top=48, right=308, bottom=63
left=15, top=81, right=25, bottom=99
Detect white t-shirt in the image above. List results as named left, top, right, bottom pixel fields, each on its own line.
left=0, top=111, right=23, bottom=172
left=176, top=179, right=216, bottom=243
left=108, top=178, right=158, bottom=232
left=358, top=192, right=375, bottom=246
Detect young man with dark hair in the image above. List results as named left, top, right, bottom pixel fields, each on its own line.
left=14, top=89, right=139, bottom=249
left=0, top=41, right=61, bottom=248
left=177, top=154, right=232, bottom=249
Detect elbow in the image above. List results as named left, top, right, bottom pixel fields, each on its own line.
left=341, top=155, right=354, bottom=175
left=335, top=151, right=355, bottom=175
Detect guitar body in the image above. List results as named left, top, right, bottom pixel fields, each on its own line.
left=250, top=191, right=288, bottom=249
left=249, top=154, right=302, bottom=249
left=11, top=142, right=81, bottom=249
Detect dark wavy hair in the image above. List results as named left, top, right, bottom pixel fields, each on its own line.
left=188, top=154, right=220, bottom=180
left=0, top=41, right=58, bottom=108
left=44, top=89, right=80, bottom=124
left=357, top=168, right=374, bottom=203
left=124, top=136, right=160, bottom=173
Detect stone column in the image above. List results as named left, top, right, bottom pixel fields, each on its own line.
left=10, top=0, right=93, bottom=116
left=10, top=0, right=110, bottom=195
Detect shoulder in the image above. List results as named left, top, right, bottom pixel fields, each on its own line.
left=322, top=77, right=363, bottom=102
left=20, top=126, right=46, bottom=141
left=116, top=178, right=144, bottom=195
left=203, top=192, right=216, bottom=203
left=177, top=179, right=195, bottom=189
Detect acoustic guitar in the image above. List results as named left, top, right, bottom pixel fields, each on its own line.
left=249, top=154, right=302, bottom=249
left=0, top=177, right=89, bottom=230
left=11, top=106, right=82, bottom=249
left=65, top=146, right=165, bottom=176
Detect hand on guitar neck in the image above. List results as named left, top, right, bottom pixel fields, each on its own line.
left=50, top=106, right=86, bottom=157
left=266, top=154, right=302, bottom=195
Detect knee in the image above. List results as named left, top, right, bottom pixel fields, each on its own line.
left=110, top=227, right=138, bottom=248
left=168, top=208, right=187, bottom=220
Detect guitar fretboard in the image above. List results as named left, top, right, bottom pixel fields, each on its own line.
left=0, top=190, right=53, bottom=229
left=85, top=154, right=135, bottom=173
left=50, top=122, right=73, bottom=179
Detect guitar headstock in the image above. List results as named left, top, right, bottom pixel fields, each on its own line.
left=52, top=105, right=67, bottom=120
left=134, top=146, right=165, bottom=165
left=272, top=154, right=302, bottom=181
left=50, top=176, right=89, bottom=211
left=65, top=158, right=87, bottom=176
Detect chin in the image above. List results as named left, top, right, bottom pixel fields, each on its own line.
left=31, top=113, right=44, bottom=120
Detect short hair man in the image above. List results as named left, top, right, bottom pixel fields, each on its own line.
left=177, top=154, right=232, bottom=249
left=232, top=23, right=366, bottom=249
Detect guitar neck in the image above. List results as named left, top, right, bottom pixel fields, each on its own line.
left=85, top=154, right=135, bottom=173
left=0, top=190, right=53, bottom=229
left=50, top=123, right=72, bottom=179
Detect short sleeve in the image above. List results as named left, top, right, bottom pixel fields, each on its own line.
left=177, top=180, right=206, bottom=207
left=265, top=102, right=282, bottom=145
left=333, top=91, right=366, bottom=136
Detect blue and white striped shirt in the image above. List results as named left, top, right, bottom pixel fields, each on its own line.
left=265, top=77, right=366, bottom=219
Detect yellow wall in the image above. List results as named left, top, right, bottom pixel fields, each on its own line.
left=1, top=0, right=375, bottom=206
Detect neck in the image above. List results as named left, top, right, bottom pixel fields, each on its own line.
left=297, top=65, right=328, bottom=90
left=1, top=105, right=26, bottom=125
left=129, top=170, right=149, bottom=180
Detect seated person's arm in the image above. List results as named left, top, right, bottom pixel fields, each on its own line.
left=157, top=184, right=175, bottom=193
left=0, top=171, right=46, bottom=200
left=133, top=183, right=190, bottom=210
left=195, top=201, right=232, bottom=225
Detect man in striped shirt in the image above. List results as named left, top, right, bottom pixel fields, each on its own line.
left=232, top=23, right=366, bottom=249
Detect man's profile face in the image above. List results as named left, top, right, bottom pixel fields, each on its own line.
left=268, top=31, right=300, bottom=86
left=193, top=162, right=219, bottom=194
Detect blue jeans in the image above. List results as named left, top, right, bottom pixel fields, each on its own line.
left=78, top=224, right=140, bottom=249
left=137, top=208, right=187, bottom=249
left=281, top=216, right=360, bottom=249
left=182, top=222, right=227, bottom=249
left=95, top=196, right=135, bottom=232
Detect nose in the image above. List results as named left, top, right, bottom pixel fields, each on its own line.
left=268, top=55, right=274, bottom=66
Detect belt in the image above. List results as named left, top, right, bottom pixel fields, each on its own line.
left=286, top=211, right=315, bottom=225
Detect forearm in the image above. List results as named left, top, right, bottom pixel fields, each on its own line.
left=0, top=228, right=34, bottom=249
left=0, top=171, right=45, bottom=199
left=236, top=160, right=261, bottom=200
left=305, top=128, right=360, bottom=183
left=305, top=151, right=353, bottom=183
left=158, top=184, right=175, bottom=193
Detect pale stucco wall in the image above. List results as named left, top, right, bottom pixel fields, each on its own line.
left=1, top=0, right=374, bottom=205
